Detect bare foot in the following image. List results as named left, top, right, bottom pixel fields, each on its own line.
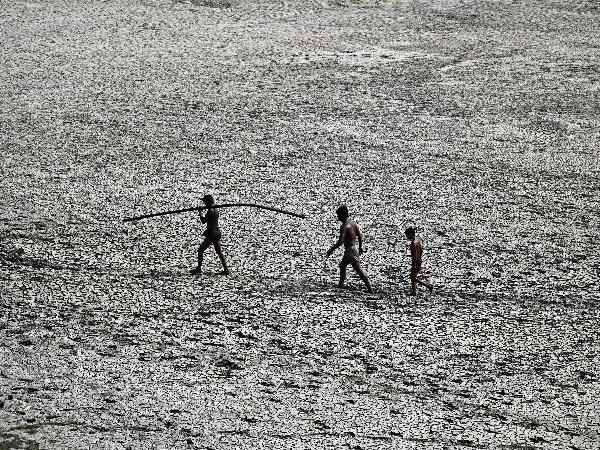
left=190, top=267, right=202, bottom=275
left=218, top=270, right=230, bottom=276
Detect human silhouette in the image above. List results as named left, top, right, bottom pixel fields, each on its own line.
left=326, top=205, right=373, bottom=293
left=190, top=194, right=229, bottom=275
left=404, top=227, right=433, bottom=295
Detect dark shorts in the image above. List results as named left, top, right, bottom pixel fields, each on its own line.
left=340, top=245, right=360, bottom=266
left=202, top=228, right=222, bottom=243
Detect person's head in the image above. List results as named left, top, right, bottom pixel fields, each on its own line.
left=336, top=205, right=349, bottom=222
left=405, top=227, right=416, bottom=240
left=202, top=194, right=215, bottom=206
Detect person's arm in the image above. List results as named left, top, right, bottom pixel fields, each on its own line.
left=326, top=225, right=346, bottom=257
left=201, top=207, right=216, bottom=224
left=199, top=209, right=207, bottom=224
left=410, top=241, right=417, bottom=269
left=356, top=225, right=364, bottom=254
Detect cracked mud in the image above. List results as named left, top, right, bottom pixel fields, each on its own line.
left=1, top=0, right=599, bottom=448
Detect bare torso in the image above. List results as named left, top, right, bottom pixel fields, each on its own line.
left=411, top=237, right=423, bottom=263
left=341, top=220, right=359, bottom=246
left=204, top=208, right=219, bottom=231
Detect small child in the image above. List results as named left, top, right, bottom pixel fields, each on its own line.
left=404, top=227, right=433, bottom=295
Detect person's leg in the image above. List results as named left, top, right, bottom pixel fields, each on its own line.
left=409, top=270, right=417, bottom=295
left=338, top=260, right=349, bottom=288
left=191, top=239, right=211, bottom=274
left=351, top=261, right=373, bottom=293
left=213, top=241, right=229, bottom=274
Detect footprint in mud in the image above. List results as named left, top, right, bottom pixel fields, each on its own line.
left=315, top=348, right=334, bottom=359
left=313, top=419, right=330, bottom=431
left=270, top=338, right=293, bottom=352
left=214, top=357, right=244, bottom=377
left=364, top=363, right=378, bottom=374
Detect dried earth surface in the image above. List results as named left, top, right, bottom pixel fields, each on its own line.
left=1, top=0, right=599, bottom=448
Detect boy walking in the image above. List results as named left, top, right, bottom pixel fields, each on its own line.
left=326, top=205, right=373, bottom=293
left=404, top=227, right=433, bottom=295
left=190, top=194, right=229, bottom=275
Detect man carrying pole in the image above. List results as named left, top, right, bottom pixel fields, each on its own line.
left=190, top=194, right=229, bottom=275
left=326, top=205, right=373, bottom=293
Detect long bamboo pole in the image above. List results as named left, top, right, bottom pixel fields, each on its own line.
left=123, top=203, right=306, bottom=222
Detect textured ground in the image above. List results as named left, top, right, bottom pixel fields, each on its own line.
left=1, top=0, right=599, bottom=448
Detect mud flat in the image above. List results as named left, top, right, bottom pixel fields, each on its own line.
left=1, top=0, right=599, bottom=448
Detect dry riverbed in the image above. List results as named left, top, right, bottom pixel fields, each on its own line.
left=1, top=0, right=599, bottom=448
